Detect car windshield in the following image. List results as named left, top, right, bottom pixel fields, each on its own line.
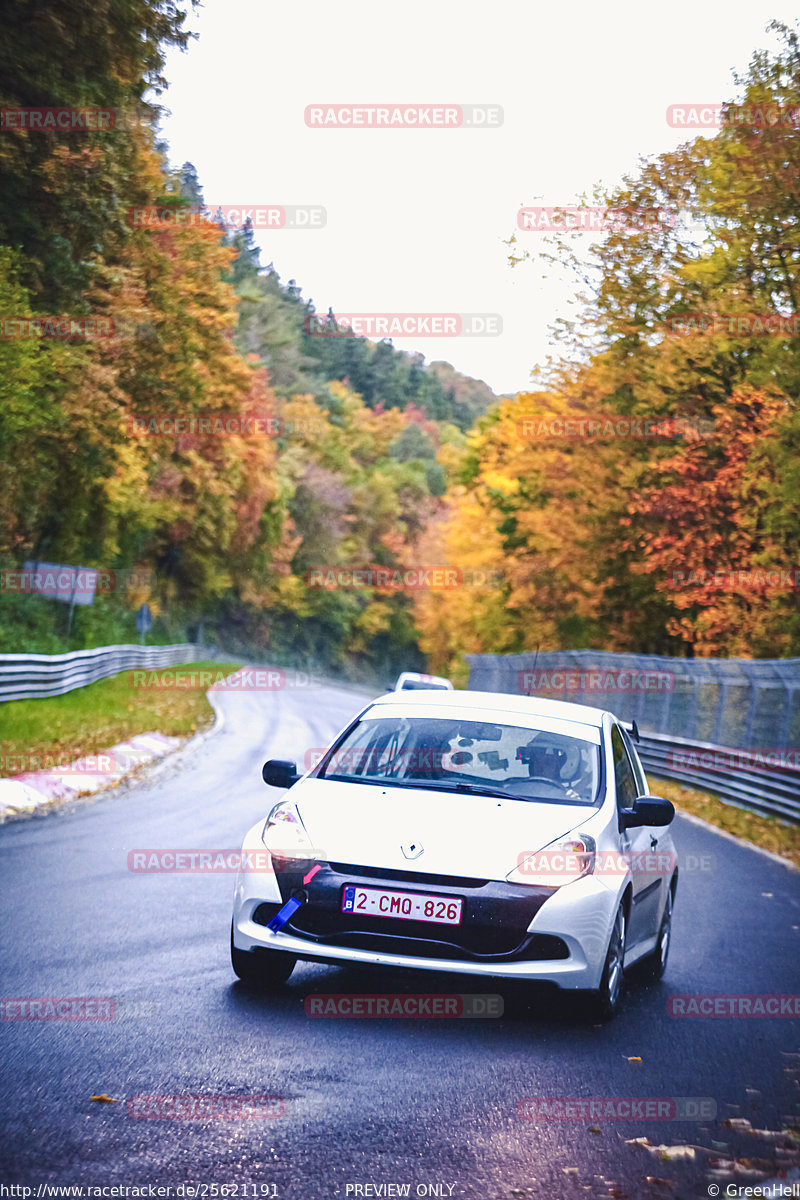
left=400, top=681, right=450, bottom=690
left=319, top=715, right=602, bottom=805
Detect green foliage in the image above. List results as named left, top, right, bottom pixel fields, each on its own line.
left=388, top=424, right=436, bottom=462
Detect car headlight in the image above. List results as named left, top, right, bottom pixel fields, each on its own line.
left=261, top=802, right=316, bottom=871
left=507, top=834, right=596, bottom=888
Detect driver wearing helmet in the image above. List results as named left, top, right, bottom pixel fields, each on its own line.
left=517, top=733, right=584, bottom=801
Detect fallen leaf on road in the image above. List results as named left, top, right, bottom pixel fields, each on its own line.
left=588, top=1126, right=602, bottom=1134
left=624, top=1137, right=697, bottom=1161
left=707, top=1158, right=773, bottom=1180
left=723, top=1118, right=753, bottom=1132
left=722, top=1119, right=800, bottom=1144
left=90, top=1094, right=118, bottom=1103
left=625, top=1056, right=642, bottom=1063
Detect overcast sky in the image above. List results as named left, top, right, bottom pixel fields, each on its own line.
left=158, top=0, right=796, bottom=396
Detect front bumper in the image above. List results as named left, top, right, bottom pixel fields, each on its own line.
left=232, top=841, right=621, bottom=990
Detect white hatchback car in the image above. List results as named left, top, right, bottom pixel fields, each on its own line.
left=231, top=690, right=676, bottom=1019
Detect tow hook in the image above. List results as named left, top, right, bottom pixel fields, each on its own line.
left=266, top=864, right=322, bottom=932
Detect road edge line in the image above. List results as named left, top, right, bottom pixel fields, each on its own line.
left=675, top=808, right=800, bottom=873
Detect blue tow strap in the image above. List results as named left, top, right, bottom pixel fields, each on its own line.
left=267, top=895, right=302, bottom=932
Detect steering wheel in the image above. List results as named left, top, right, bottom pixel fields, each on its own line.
left=525, top=775, right=570, bottom=794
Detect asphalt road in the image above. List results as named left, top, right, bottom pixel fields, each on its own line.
left=1, top=682, right=799, bottom=1199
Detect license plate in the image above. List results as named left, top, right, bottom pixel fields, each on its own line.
left=341, top=885, right=462, bottom=925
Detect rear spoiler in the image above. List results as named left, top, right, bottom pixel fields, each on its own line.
left=620, top=719, right=640, bottom=743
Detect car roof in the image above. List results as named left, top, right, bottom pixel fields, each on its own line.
left=370, top=687, right=608, bottom=729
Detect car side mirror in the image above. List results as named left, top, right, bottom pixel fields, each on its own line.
left=620, top=795, right=675, bottom=829
left=262, top=759, right=300, bottom=789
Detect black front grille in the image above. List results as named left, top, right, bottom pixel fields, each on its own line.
left=272, top=861, right=557, bottom=962
left=329, top=862, right=488, bottom=888
left=288, top=907, right=526, bottom=958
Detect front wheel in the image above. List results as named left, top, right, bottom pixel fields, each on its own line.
left=230, top=922, right=296, bottom=989
left=585, top=904, right=627, bottom=1022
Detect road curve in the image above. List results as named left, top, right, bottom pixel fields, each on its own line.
left=1, top=680, right=799, bottom=1197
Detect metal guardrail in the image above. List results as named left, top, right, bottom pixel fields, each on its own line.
left=0, top=643, right=201, bottom=703
left=637, top=731, right=800, bottom=825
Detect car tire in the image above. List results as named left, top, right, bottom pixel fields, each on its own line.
left=585, top=903, right=627, bottom=1022
left=640, top=885, right=673, bottom=982
left=230, top=922, right=296, bottom=989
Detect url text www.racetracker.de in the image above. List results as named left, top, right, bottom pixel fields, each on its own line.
left=0, top=1188, right=279, bottom=1198
left=0, top=1190, right=464, bottom=1199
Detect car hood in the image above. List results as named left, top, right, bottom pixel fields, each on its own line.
left=290, top=776, right=595, bottom=882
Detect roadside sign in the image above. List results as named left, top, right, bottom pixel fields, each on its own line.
left=136, top=604, right=153, bottom=637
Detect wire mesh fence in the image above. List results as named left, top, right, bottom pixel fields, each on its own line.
left=466, top=650, right=800, bottom=751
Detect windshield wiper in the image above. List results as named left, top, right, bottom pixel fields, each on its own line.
left=449, top=782, right=513, bottom=800
left=321, top=774, right=511, bottom=797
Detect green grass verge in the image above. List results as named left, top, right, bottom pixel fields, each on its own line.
left=1, top=662, right=240, bottom=770
left=647, top=774, right=800, bottom=868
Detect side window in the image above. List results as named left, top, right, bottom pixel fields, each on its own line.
left=611, top=725, right=638, bottom=810
left=621, top=727, right=647, bottom=797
